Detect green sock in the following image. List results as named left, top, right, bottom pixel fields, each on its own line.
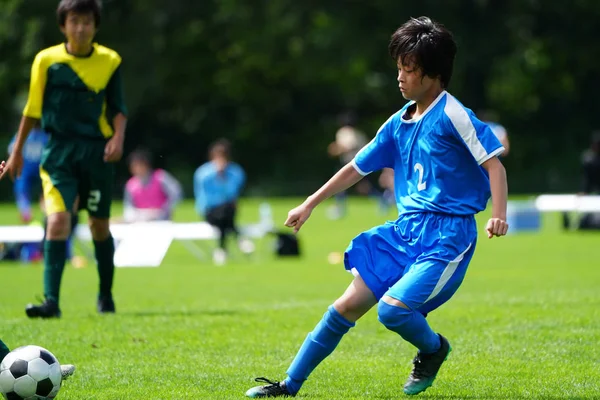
left=94, top=235, right=115, bottom=297
left=44, top=240, right=67, bottom=303
left=0, top=339, right=10, bottom=361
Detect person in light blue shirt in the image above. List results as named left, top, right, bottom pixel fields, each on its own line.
left=479, top=110, right=510, bottom=157
left=194, top=139, right=248, bottom=263
left=246, top=16, right=509, bottom=398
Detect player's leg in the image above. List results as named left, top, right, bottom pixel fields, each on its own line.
left=223, top=202, right=240, bottom=236
left=378, top=238, right=476, bottom=395
left=88, top=215, right=115, bottom=313
left=26, top=140, right=77, bottom=319
left=223, top=202, right=255, bottom=255
left=84, top=145, right=117, bottom=314
left=246, top=274, right=377, bottom=398
left=13, top=174, right=33, bottom=223
left=246, top=222, right=403, bottom=397
left=205, top=205, right=228, bottom=264
left=64, top=197, right=80, bottom=262
left=0, top=339, right=10, bottom=361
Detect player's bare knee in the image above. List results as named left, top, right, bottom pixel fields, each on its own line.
left=46, top=212, right=71, bottom=240
left=332, top=300, right=360, bottom=322
left=332, top=299, right=371, bottom=322
left=88, top=218, right=110, bottom=241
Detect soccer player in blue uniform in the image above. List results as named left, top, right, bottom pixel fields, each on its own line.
left=7, top=126, right=48, bottom=223
left=245, top=16, right=508, bottom=398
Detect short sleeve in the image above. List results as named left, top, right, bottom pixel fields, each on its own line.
left=23, top=52, right=48, bottom=119
left=444, top=95, right=504, bottom=165
left=106, top=65, right=128, bottom=117
left=352, top=116, right=396, bottom=175
left=490, top=124, right=507, bottom=141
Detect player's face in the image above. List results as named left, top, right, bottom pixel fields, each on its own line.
left=61, top=11, right=96, bottom=49
left=396, top=58, right=436, bottom=102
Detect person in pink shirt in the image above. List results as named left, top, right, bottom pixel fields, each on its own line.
left=123, top=149, right=182, bottom=222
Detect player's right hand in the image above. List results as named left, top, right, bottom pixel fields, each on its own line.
left=0, top=153, right=23, bottom=181
left=0, top=160, right=5, bottom=176
left=285, top=203, right=313, bottom=234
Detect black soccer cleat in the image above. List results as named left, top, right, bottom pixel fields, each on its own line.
left=403, top=334, right=452, bottom=395
left=25, top=298, right=61, bottom=319
left=245, top=377, right=294, bottom=398
left=97, top=294, right=116, bottom=314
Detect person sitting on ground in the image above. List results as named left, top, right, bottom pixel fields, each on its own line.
left=193, top=139, right=254, bottom=265
left=123, top=149, right=182, bottom=223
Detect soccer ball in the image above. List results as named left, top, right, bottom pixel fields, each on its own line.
left=0, top=346, right=61, bottom=399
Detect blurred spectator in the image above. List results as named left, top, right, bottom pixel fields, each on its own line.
left=581, top=131, right=600, bottom=194
left=378, top=168, right=395, bottom=214
left=7, top=124, right=48, bottom=223
left=123, top=149, right=182, bottom=223
left=193, top=139, right=254, bottom=265
left=327, top=111, right=369, bottom=219
left=563, top=132, right=600, bottom=230
left=479, top=110, right=510, bottom=157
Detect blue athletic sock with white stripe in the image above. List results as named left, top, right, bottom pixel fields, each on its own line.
left=378, top=301, right=441, bottom=354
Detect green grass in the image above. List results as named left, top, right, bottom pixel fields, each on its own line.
left=1, top=198, right=599, bottom=399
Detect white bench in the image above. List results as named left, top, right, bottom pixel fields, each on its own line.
left=534, top=194, right=600, bottom=212
left=0, top=205, right=275, bottom=267
left=507, top=194, right=600, bottom=233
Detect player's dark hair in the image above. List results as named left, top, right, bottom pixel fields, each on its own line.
left=209, top=138, right=232, bottom=160
left=389, top=16, right=457, bottom=88
left=57, top=0, right=102, bottom=27
left=127, top=148, right=153, bottom=168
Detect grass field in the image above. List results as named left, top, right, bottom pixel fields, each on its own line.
left=1, top=198, right=599, bottom=399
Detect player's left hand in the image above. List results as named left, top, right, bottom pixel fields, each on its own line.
left=0, top=160, right=5, bottom=175
left=104, top=136, right=124, bottom=163
left=486, top=218, right=508, bottom=238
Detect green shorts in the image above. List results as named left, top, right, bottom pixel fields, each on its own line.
left=40, top=136, right=115, bottom=219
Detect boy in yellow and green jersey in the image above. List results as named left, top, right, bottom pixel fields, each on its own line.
left=0, top=0, right=127, bottom=318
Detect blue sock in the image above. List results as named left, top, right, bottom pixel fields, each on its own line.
left=377, top=300, right=441, bottom=354
left=284, top=305, right=355, bottom=395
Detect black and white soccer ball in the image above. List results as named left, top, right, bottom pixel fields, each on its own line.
left=0, top=345, right=62, bottom=400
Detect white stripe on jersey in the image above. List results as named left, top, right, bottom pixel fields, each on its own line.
left=424, top=242, right=473, bottom=303
left=444, top=95, right=489, bottom=165
left=351, top=158, right=369, bottom=176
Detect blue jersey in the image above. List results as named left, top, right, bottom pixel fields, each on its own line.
left=193, top=161, right=246, bottom=215
left=353, top=91, right=504, bottom=216
left=8, top=129, right=49, bottom=218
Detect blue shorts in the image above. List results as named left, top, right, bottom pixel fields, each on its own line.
left=344, top=212, right=477, bottom=315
